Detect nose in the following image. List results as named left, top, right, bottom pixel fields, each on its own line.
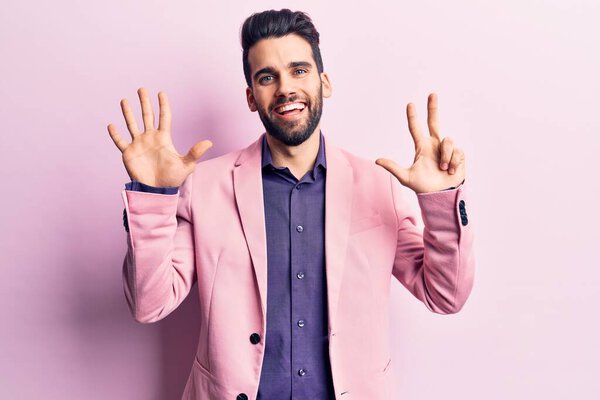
left=274, top=73, right=297, bottom=98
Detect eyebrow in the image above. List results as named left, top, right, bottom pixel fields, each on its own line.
left=253, top=61, right=313, bottom=82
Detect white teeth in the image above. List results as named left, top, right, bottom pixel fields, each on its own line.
left=275, top=102, right=305, bottom=113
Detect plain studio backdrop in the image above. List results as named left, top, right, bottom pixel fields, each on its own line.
left=1, top=1, right=598, bottom=399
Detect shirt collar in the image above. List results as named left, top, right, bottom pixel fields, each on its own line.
left=261, top=130, right=327, bottom=171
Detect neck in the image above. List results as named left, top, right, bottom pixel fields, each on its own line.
left=266, top=126, right=321, bottom=180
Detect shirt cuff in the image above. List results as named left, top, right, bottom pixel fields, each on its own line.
left=125, top=181, right=179, bottom=195
left=442, top=178, right=465, bottom=191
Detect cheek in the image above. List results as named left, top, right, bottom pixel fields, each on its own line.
left=308, top=83, right=322, bottom=103
left=258, top=102, right=272, bottom=116
left=255, top=95, right=272, bottom=112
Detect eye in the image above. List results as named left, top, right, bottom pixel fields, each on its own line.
left=258, top=75, right=273, bottom=83
left=295, top=69, right=308, bottom=75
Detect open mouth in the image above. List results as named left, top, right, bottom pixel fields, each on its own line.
left=273, top=102, right=307, bottom=118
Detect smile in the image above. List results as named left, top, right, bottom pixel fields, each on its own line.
left=273, top=102, right=307, bottom=119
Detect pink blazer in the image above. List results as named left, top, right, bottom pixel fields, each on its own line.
left=121, top=132, right=475, bottom=400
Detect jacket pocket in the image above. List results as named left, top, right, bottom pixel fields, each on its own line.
left=194, top=355, right=214, bottom=380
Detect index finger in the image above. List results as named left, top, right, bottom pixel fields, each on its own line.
left=406, top=102, right=423, bottom=148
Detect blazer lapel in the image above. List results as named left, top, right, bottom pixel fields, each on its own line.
left=233, top=134, right=269, bottom=323
left=323, top=136, right=353, bottom=334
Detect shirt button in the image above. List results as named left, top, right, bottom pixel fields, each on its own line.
left=297, top=319, right=305, bottom=328
left=297, top=272, right=305, bottom=279
left=295, top=185, right=301, bottom=190
left=296, top=225, right=304, bottom=232
left=298, top=368, right=307, bottom=376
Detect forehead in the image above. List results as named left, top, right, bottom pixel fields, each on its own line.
left=248, top=33, right=314, bottom=72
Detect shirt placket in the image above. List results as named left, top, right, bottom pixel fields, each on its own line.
left=290, top=176, right=312, bottom=399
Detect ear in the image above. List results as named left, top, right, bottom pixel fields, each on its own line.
left=246, top=86, right=257, bottom=112
left=320, top=72, right=332, bottom=98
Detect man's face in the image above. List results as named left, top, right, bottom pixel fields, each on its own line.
left=246, top=33, right=332, bottom=146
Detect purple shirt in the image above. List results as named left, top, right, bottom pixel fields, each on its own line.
left=257, top=131, right=334, bottom=399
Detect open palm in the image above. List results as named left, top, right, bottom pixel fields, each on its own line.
left=107, top=88, right=213, bottom=188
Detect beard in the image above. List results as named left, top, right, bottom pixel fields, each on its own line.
left=256, top=84, right=323, bottom=147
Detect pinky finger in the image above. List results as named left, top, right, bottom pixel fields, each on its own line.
left=107, top=124, right=128, bottom=153
left=447, top=148, right=464, bottom=174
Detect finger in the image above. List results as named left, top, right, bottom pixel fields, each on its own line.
left=184, top=140, right=214, bottom=164
left=120, top=98, right=141, bottom=138
left=406, top=103, right=423, bottom=148
left=427, top=92, right=441, bottom=140
left=447, top=148, right=464, bottom=174
left=137, top=87, right=155, bottom=131
left=375, top=158, right=410, bottom=187
left=158, top=91, right=172, bottom=132
left=439, top=137, right=454, bottom=170
left=107, top=124, right=128, bottom=153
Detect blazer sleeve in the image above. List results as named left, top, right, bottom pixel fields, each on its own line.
left=389, top=175, right=475, bottom=314
left=120, top=173, right=196, bottom=323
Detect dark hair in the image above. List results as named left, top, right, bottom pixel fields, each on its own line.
left=240, top=9, right=324, bottom=88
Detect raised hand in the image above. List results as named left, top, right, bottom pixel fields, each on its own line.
left=375, top=93, right=466, bottom=194
left=108, top=88, right=213, bottom=187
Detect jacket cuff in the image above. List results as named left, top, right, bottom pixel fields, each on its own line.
left=415, top=180, right=469, bottom=231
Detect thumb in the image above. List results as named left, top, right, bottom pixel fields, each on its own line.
left=375, top=158, right=410, bottom=187
left=184, top=140, right=213, bottom=163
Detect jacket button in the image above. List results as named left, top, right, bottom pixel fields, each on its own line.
left=458, top=200, right=468, bottom=225
left=249, top=333, right=261, bottom=344
left=122, top=209, right=129, bottom=233
left=236, top=394, right=248, bottom=400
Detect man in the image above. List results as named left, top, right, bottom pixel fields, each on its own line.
left=107, top=8, right=474, bottom=400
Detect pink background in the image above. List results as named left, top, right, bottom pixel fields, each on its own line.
left=1, top=1, right=598, bottom=399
